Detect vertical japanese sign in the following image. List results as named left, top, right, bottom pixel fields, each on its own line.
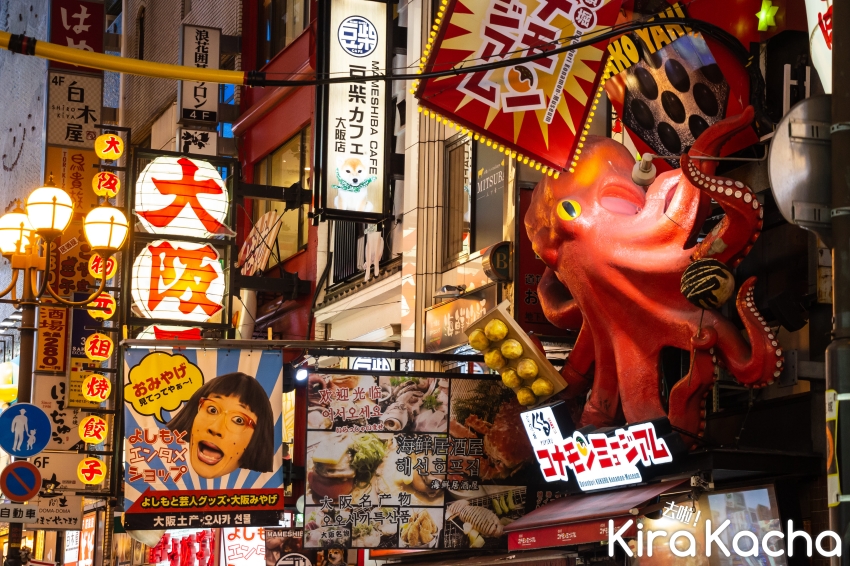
left=305, top=373, right=534, bottom=549
left=79, top=512, right=97, bottom=566
left=122, top=348, right=284, bottom=529
left=49, top=0, right=105, bottom=74
left=35, top=306, right=70, bottom=373
left=179, top=25, right=221, bottom=123
left=320, top=0, right=388, bottom=221
left=415, top=0, right=620, bottom=172
left=33, top=374, right=83, bottom=449
left=47, top=74, right=102, bottom=148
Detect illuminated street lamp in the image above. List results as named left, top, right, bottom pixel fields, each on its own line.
left=0, top=177, right=128, bottom=403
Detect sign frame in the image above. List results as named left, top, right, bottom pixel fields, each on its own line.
left=314, top=0, right=394, bottom=223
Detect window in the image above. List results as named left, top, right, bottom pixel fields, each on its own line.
left=252, top=127, right=311, bottom=266
left=443, top=134, right=505, bottom=266
left=218, top=84, right=235, bottom=139
left=258, top=0, right=308, bottom=65
left=137, top=8, right=145, bottom=60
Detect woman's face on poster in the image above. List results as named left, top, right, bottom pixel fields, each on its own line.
left=190, top=393, right=258, bottom=478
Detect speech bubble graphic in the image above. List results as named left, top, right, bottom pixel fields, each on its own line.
left=125, top=352, right=204, bottom=423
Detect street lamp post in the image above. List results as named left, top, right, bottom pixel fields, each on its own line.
left=0, top=176, right=129, bottom=566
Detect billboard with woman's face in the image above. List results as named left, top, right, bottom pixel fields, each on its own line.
left=122, top=348, right=284, bottom=529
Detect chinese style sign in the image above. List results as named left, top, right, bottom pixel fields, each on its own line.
left=92, top=172, right=120, bottom=198
left=89, top=293, right=116, bottom=321
left=35, top=305, right=69, bottom=373
left=415, top=0, right=621, bottom=172
left=84, top=333, right=114, bottom=362
left=79, top=415, right=108, bottom=444
left=94, top=133, right=125, bottom=160
left=320, top=0, right=388, bottom=220
left=77, top=457, right=106, bottom=485
left=82, top=373, right=112, bottom=403
left=88, top=254, right=116, bottom=280
left=47, top=73, right=102, bottom=148
left=49, top=0, right=105, bottom=74
left=521, top=406, right=678, bottom=491
left=180, top=25, right=221, bottom=123
left=122, top=348, right=285, bottom=530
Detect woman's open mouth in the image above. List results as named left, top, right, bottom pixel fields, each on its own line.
left=197, top=441, right=224, bottom=465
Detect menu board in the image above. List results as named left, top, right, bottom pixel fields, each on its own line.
left=305, top=374, right=535, bottom=550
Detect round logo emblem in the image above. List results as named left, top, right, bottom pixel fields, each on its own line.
left=338, top=16, right=378, bottom=57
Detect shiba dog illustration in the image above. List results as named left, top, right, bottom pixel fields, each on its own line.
left=333, top=156, right=377, bottom=212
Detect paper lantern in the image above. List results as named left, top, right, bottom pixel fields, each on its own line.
left=77, top=457, right=106, bottom=485
left=89, top=293, right=116, bottom=321
left=88, top=254, right=116, bottom=280
left=131, top=240, right=225, bottom=323
left=134, top=156, right=230, bottom=239
left=84, top=333, right=114, bottom=362
left=79, top=415, right=109, bottom=444
left=94, top=133, right=124, bottom=160
left=82, top=373, right=112, bottom=402
left=92, top=171, right=121, bottom=198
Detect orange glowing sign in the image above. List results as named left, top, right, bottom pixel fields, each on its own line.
left=79, top=415, right=109, bottom=444
left=94, top=133, right=124, bottom=160
left=84, top=333, right=114, bottom=362
left=415, top=0, right=620, bottom=172
left=77, top=457, right=106, bottom=485
left=82, top=373, right=112, bottom=402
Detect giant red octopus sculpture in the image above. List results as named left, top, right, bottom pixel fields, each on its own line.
left=525, top=107, right=783, bottom=446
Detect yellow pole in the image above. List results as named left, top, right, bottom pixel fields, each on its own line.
left=0, top=31, right=247, bottom=85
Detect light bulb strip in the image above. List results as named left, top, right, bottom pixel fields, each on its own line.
left=569, top=60, right=614, bottom=175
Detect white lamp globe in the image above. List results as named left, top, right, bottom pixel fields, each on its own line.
left=26, top=180, right=74, bottom=239
left=84, top=207, right=129, bottom=254
left=0, top=212, right=35, bottom=256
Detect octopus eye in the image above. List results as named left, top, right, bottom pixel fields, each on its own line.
left=557, top=199, right=581, bottom=221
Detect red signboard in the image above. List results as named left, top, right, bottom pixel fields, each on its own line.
left=49, top=0, right=105, bottom=74
left=508, top=517, right=635, bottom=551
left=516, top=187, right=571, bottom=337
left=416, top=0, right=621, bottom=172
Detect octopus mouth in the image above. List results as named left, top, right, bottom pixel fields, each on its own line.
left=599, top=184, right=646, bottom=215
left=663, top=184, right=678, bottom=214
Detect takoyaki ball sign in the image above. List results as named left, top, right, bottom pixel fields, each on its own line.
left=320, top=0, right=388, bottom=221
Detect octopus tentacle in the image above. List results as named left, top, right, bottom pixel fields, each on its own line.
left=715, top=277, right=783, bottom=387
left=683, top=155, right=763, bottom=268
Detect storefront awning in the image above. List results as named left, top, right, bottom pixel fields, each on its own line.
left=504, top=479, right=689, bottom=551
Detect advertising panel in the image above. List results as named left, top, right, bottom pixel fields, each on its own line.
left=321, top=0, right=388, bottom=221
left=415, top=0, right=620, bottom=172
left=179, top=26, right=221, bottom=124
left=305, top=373, right=535, bottom=549
left=424, top=285, right=498, bottom=353
left=35, top=493, right=84, bottom=530
left=47, top=74, right=103, bottom=148
left=35, top=305, right=69, bottom=373
left=33, top=374, right=83, bottom=449
left=49, top=0, right=105, bottom=74
left=223, top=527, right=329, bottom=566
left=122, top=348, right=285, bottom=529
left=79, top=512, right=97, bottom=566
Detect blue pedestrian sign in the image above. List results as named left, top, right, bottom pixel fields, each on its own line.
left=0, top=403, right=51, bottom=457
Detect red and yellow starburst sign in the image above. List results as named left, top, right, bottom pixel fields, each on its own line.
left=415, top=0, right=621, bottom=173
left=79, top=415, right=109, bottom=444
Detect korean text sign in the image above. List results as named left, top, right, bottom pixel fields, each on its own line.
left=416, top=0, right=620, bottom=171
left=323, top=0, right=388, bottom=220
left=122, top=348, right=285, bottom=529
left=305, top=374, right=536, bottom=549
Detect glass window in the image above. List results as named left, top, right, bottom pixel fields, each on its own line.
left=443, top=135, right=505, bottom=266
left=252, top=127, right=311, bottom=267
left=258, top=0, right=308, bottom=66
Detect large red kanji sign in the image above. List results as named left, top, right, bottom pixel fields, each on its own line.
left=415, top=0, right=621, bottom=172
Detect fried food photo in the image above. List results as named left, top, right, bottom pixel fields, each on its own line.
left=401, top=510, right=439, bottom=547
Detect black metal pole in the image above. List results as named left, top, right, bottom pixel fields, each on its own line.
left=827, top=0, right=850, bottom=562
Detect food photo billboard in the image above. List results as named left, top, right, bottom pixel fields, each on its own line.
left=305, top=372, right=536, bottom=550
left=122, top=348, right=285, bottom=529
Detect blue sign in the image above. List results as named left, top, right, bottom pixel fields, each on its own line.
left=0, top=403, right=51, bottom=457
left=0, top=461, right=42, bottom=502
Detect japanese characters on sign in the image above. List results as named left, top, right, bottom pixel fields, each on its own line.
left=306, top=373, right=535, bottom=549
left=223, top=527, right=319, bottom=566
left=89, top=292, right=116, bottom=321
left=92, top=172, right=120, bottom=198
left=88, top=254, right=116, bottom=280
left=149, top=529, right=215, bottom=566
left=79, top=415, right=108, bottom=445
left=47, top=73, right=102, bottom=148
left=35, top=305, right=69, bottom=373
left=322, top=0, right=388, bottom=220
left=81, top=374, right=111, bottom=403
left=32, top=452, right=89, bottom=491
left=33, top=374, right=83, bottom=450
left=521, top=407, right=677, bottom=491
left=0, top=503, right=40, bottom=524
left=122, top=348, right=285, bottom=530
left=77, top=457, right=106, bottom=485
left=94, top=133, right=125, bottom=160
left=416, top=0, right=620, bottom=172
left=84, top=333, right=114, bottom=362
left=49, top=0, right=105, bottom=73
left=35, top=494, right=82, bottom=530
left=179, top=25, right=221, bottom=123
left=79, top=512, right=97, bottom=566
left=424, top=284, right=498, bottom=353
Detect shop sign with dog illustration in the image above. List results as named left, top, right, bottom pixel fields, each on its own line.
left=318, top=0, right=390, bottom=221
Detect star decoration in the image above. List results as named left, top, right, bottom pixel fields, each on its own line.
left=756, top=0, right=779, bottom=31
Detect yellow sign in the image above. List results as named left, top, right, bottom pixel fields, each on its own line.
left=124, top=352, right=204, bottom=423
left=68, top=357, right=101, bottom=408
left=89, top=293, right=116, bottom=321
left=87, top=254, right=116, bottom=280
left=84, top=333, right=114, bottom=362
left=35, top=304, right=69, bottom=373
left=77, top=457, right=106, bottom=485
left=81, top=373, right=112, bottom=403
left=94, top=134, right=124, bottom=160
left=79, top=415, right=109, bottom=444
left=92, top=171, right=120, bottom=198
